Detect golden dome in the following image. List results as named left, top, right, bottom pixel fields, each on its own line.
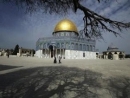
left=54, top=19, right=78, bottom=33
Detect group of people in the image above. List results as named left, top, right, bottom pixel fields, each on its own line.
left=54, top=56, right=62, bottom=64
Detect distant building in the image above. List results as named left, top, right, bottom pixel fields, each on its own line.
left=0, top=47, right=34, bottom=57
left=0, top=48, right=13, bottom=56
left=35, top=19, right=96, bottom=59
left=102, top=44, right=125, bottom=60
left=17, top=48, right=34, bottom=57
left=0, top=48, right=6, bottom=56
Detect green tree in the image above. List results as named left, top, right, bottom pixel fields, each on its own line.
left=3, top=0, right=130, bottom=38
left=13, top=44, right=19, bottom=55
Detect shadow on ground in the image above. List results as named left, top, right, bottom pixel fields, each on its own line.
left=0, top=64, right=22, bottom=71
left=0, top=66, right=130, bottom=98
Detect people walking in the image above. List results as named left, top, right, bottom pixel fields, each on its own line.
left=59, top=56, right=61, bottom=63
left=7, top=53, right=9, bottom=58
left=54, top=57, right=57, bottom=64
left=7, top=51, right=9, bottom=58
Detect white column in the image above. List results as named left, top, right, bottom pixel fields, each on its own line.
left=60, top=43, right=61, bottom=57
left=56, top=48, right=57, bottom=58
left=49, top=50, right=51, bottom=58
left=47, top=49, right=49, bottom=58
left=60, top=49, right=61, bottom=56
left=45, top=49, right=46, bottom=58
left=93, top=46, right=95, bottom=52
left=61, top=49, right=62, bottom=57
left=31, top=50, right=33, bottom=57
left=40, top=49, right=42, bottom=58
left=19, top=48, right=22, bottom=57
left=63, top=49, right=65, bottom=59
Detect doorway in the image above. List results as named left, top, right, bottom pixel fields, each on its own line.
left=49, top=45, right=56, bottom=58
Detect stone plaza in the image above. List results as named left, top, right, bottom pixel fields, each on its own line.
left=0, top=56, right=130, bottom=98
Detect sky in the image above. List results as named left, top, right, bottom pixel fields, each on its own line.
left=0, top=0, right=130, bottom=53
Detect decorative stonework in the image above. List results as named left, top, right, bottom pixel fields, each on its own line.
left=35, top=19, right=96, bottom=59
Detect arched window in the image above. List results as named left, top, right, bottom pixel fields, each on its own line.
left=87, top=45, right=89, bottom=51
left=66, top=42, right=69, bottom=49
left=41, top=44, right=43, bottom=49
left=61, top=32, right=64, bottom=36
left=61, top=43, right=64, bottom=48
left=83, top=44, right=85, bottom=51
left=43, top=43, right=46, bottom=49
left=76, top=43, right=78, bottom=50
left=80, top=44, right=82, bottom=50
left=93, top=46, right=95, bottom=51
left=57, top=33, right=59, bottom=36
left=57, top=43, right=60, bottom=48
left=66, top=32, right=69, bottom=36
left=71, top=43, right=74, bottom=49
left=64, top=32, right=65, bottom=36
left=44, top=44, right=46, bottom=49
left=90, top=45, right=92, bottom=51
left=47, top=43, right=50, bottom=48
left=71, top=33, right=73, bottom=36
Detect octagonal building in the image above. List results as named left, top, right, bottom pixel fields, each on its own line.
left=35, top=19, right=96, bottom=59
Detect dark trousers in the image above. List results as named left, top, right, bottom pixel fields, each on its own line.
left=54, top=59, right=57, bottom=63
left=59, top=60, right=61, bottom=63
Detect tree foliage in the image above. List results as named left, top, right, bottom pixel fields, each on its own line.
left=13, top=44, right=19, bottom=55
left=3, top=0, right=130, bottom=39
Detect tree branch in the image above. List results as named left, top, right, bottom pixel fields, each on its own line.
left=74, top=0, right=130, bottom=38
left=3, top=0, right=130, bottom=39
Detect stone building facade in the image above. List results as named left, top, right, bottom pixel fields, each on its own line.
left=35, top=19, right=96, bottom=59
left=17, top=48, right=34, bottom=57
left=101, top=44, right=125, bottom=60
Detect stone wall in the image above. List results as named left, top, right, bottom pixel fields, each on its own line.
left=65, top=50, right=96, bottom=59
left=35, top=49, right=96, bottom=59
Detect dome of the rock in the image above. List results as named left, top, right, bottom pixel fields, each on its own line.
left=54, top=19, right=78, bottom=34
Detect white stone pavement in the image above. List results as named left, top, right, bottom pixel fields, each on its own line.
left=0, top=56, right=130, bottom=78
